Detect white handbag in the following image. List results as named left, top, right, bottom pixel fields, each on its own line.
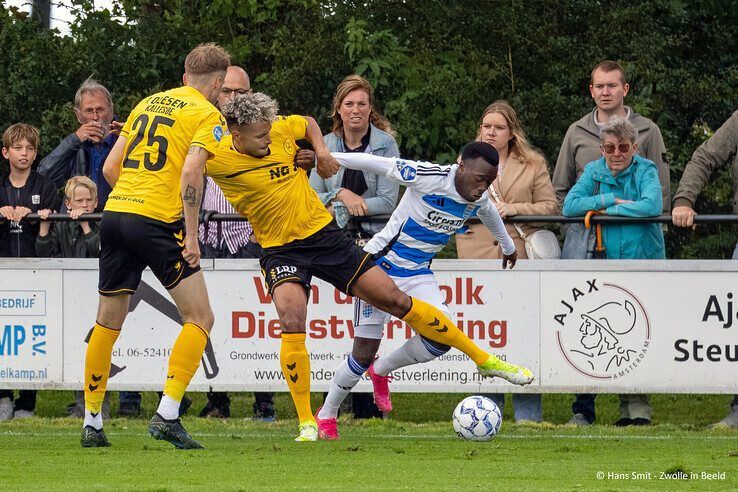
left=490, top=186, right=561, bottom=260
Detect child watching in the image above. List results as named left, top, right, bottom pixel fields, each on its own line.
left=0, top=123, right=58, bottom=420
left=37, top=176, right=100, bottom=257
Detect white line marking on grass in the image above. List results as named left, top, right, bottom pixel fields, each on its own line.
left=1, top=430, right=736, bottom=440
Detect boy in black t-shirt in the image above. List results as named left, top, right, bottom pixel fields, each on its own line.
left=0, top=123, right=58, bottom=420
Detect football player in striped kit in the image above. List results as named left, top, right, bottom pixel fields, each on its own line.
left=315, top=141, right=534, bottom=439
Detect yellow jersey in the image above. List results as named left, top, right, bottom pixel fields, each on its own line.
left=105, top=85, right=225, bottom=223
left=207, top=115, right=332, bottom=248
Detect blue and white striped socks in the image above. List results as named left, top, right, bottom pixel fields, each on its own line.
left=373, top=335, right=449, bottom=376
left=318, top=353, right=369, bottom=420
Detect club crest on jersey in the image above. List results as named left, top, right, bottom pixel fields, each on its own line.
left=283, top=139, right=295, bottom=155
left=463, top=204, right=476, bottom=219
left=395, top=160, right=417, bottom=181
left=213, top=125, right=224, bottom=142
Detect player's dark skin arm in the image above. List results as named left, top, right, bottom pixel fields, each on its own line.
left=301, top=115, right=341, bottom=179
left=294, top=149, right=315, bottom=171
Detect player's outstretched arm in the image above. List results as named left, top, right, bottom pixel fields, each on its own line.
left=180, top=146, right=209, bottom=267
left=102, top=135, right=128, bottom=187
left=477, top=201, right=517, bottom=269
left=302, top=115, right=340, bottom=179
left=332, top=152, right=435, bottom=189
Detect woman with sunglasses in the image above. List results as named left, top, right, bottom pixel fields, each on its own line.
left=563, top=117, right=664, bottom=427
left=563, top=117, right=665, bottom=260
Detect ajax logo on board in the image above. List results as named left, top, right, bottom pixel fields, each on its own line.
left=553, top=279, right=650, bottom=380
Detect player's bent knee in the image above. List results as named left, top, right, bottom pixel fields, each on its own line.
left=352, top=337, right=381, bottom=366
left=278, top=311, right=306, bottom=332
left=376, top=292, right=412, bottom=319
left=181, top=306, right=215, bottom=333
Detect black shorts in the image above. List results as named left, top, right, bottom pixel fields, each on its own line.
left=98, top=211, right=199, bottom=295
left=259, top=223, right=374, bottom=296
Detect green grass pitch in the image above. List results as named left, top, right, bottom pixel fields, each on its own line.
left=0, top=392, right=736, bottom=490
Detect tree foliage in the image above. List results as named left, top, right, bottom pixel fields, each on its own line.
left=0, top=0, right=736, bottom=257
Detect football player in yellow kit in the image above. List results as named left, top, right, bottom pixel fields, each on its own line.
left=208, top=93, right=532, bottom=441
left=81, top=43, right=230, bottom=449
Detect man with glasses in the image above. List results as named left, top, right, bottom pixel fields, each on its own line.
left=39, top=77, right=123, bottom=210
left=552, top=60, right=670, bottom=426
left=218, top=65, right=252, bottom=101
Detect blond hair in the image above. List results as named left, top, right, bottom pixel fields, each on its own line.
left=477, top=100, right=545, bottom=166
left=331, top=74, right=395, bottom=137
left=222, top=92, right=278, bottom=126
left=2, top=123, right=40, bottom=149
left=64, top=176, right=98, bottom=201
left=184, top=43, right=231, bottom=76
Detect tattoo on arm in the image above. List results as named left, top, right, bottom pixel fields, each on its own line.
left=183, top=185, right=199, bottom=207
left=188, top=146, right=203, bottom=156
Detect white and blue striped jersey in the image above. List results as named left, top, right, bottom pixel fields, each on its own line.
left=332, top=153, right=515, bottom=277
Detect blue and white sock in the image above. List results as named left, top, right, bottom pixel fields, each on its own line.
left=373, top=335, right=449, bottom=376
left=318, top=353, right=369, bottom=420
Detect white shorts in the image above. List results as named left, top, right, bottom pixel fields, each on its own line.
left=353, top=273, right=451, bottom=339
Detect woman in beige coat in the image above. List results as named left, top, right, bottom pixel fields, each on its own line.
left=456, top=100, right=559, bottom=259
left=456, top=100, right=559, bottom=421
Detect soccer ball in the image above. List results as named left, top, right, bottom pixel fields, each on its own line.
left=452, top=395, right=502, bottom=441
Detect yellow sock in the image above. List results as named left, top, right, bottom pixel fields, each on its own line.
left=402, top=297, right=490, bottom=365
left=84, top=323, right=120, bottom=414
left=280, top=332, right=313, bottom=425
left=163, top=322, right=208, bottom=401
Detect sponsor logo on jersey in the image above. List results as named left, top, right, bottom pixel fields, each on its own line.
left=269, top=164, right=295, bottom=180
left=395, top=160, right=417, bottom=181
left=213, top=125, right=224, bottom=142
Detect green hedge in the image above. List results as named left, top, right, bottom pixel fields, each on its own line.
left=1, top=1, right=736, bottom=257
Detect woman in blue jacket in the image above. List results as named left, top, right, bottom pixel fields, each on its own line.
left=309, top=75, right=400, bottom=421
left=563, top=118, right=665, bottom=259
left=563, top=117, right=664, bottom=427
left=309, top=74, right=400, bottom=239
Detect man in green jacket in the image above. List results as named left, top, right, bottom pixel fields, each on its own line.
left=672, top=110, right=738, bottom=429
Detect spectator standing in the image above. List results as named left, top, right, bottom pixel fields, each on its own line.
left=309, top=74, right=400, bottom=418
left=36, top=176, right=108, bottom=419
left=0, top=123, right=57, bottom=420
left=672, top=110, right=738, bottom=429
left=456, top=100, right=558, bottom=422
left=553, top=60, right=669, bottom=210
left=563, top=118, right=664, bottom=426
left=38, top=77, right=122, bottom=210
left=552, top=60, right=670, bottom=425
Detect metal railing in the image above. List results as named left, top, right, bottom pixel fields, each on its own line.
left=3, top=212, right=738, bottom=225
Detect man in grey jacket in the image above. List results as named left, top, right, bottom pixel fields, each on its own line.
left=672, top=110, right=738, bottom=429
left=552, top=60, right=670, bottom=210
left=553, top=60, right=670, bottom=426
left=37, top=77, right=122, bottom=210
